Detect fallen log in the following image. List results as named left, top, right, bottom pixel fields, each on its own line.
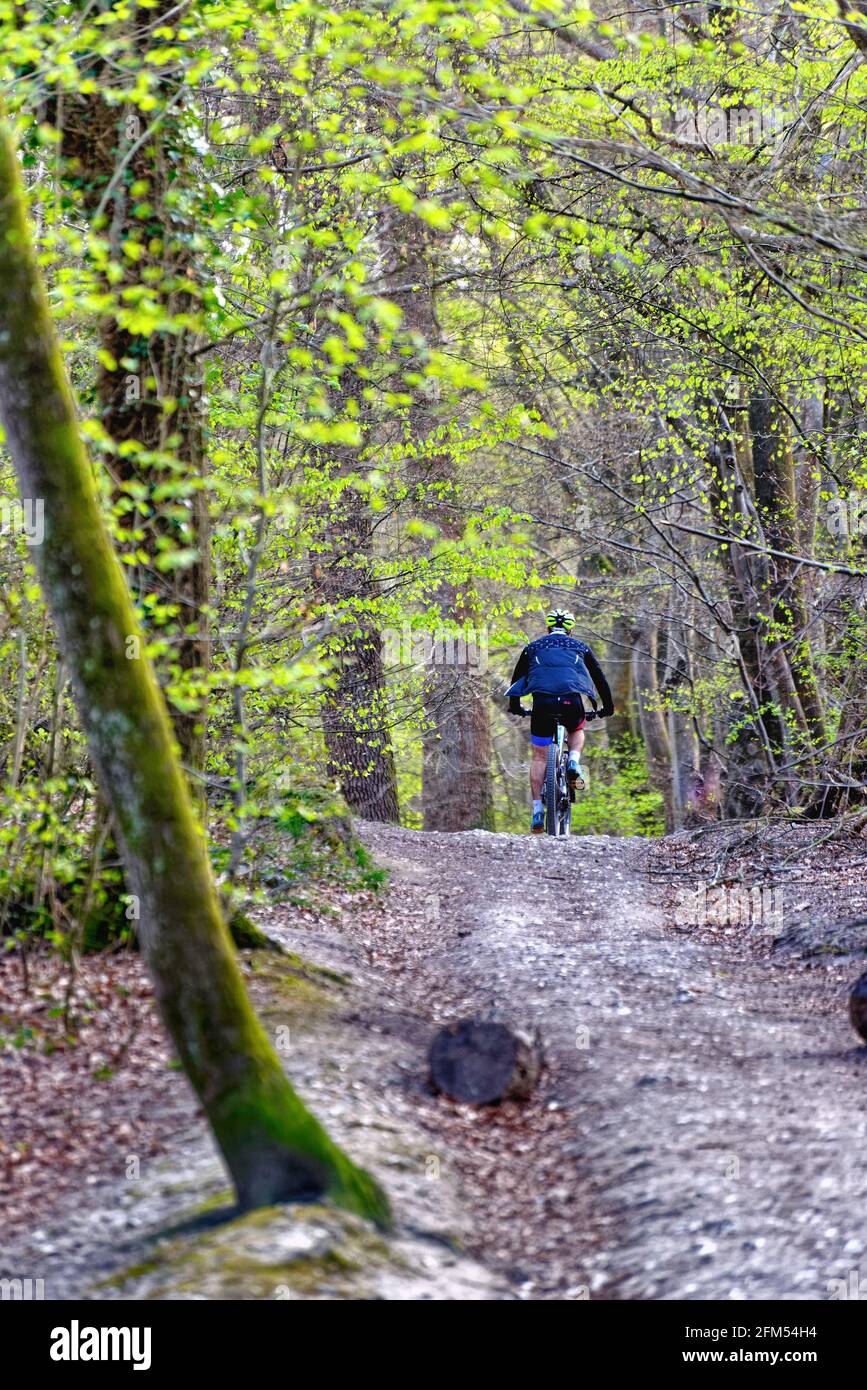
left=428, top=1018, right=543, bottom=1104
left=849, top=970, right=867, bottom=1042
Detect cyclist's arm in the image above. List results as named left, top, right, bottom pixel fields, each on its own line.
left=585, top=647, right=614, bottom=717
left=508, top=647, right=529, bottom=714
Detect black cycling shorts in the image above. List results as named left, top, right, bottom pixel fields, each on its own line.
left=530, top=693, right=587, bottom=746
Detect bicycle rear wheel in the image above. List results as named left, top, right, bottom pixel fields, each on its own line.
left=544, top=741, right=559, bottom=835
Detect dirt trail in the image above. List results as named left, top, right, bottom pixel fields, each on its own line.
left=4, top=822, right=867, bottom=1301
left=359, top=823, right=867, bottom=1300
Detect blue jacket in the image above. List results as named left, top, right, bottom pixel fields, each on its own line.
left=506, top=632, right=614, bottom=712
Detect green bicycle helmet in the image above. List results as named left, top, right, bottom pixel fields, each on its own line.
left=545, top=608, right=575, bottom=632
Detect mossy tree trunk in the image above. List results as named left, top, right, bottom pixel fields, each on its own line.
left=0, top=122, right=388, bottom=1226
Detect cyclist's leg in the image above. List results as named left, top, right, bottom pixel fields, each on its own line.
left=560, top=698, right=588, bottom=786
left=566, top=727, right=587, bottom=788
left=528, top=698, right=556, bottom=812
left=530, top=743, right=548, bottom=799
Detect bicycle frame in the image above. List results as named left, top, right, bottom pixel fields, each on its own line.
left=543, top=722, right=572, bottom=837
left=541, top=708, right=597, bottom=837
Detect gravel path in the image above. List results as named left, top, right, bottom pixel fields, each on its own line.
left=4, top=822, right=866, bottom=1300
left=359, top=823, right=867, bottom=1300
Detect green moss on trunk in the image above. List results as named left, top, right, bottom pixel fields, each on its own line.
left=0, top=121, right=389, bottom=1229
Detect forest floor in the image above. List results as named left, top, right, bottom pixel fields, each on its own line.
left=2, top=817, right=867, bottom=1299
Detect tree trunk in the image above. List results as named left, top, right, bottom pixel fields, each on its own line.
left=57, top=60, right=210, bottom=793
left=750, top=385, right=827, bottom=747
left=313, top=439, right=400, bottom=823
left=806, top=632, right=867, bottom=817
left=0, top=122, right=387, bottom=1225
left=387, top=211, right=493, bottom=830
left=421, top=665, right=493, bottom=831
left=631, top=611, right=675, bottom=832
left=663, top=581, right=701, bottom=827
left=709, top=433, right=784, bottom=808
left=605, top=613, right=636, bottom=754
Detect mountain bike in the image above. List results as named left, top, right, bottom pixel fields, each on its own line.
left=542, top=709, right=599, bottom=837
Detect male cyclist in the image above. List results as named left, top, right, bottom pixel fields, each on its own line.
left=506, top=609, right=614, bottom=833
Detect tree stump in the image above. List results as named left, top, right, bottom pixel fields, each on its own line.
left=428, top=1018, right=543, bottom=1104
left=849, top=970, right=867, bottom=1043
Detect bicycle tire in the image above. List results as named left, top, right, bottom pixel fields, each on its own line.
left=559, top=744, right=572, bottom=837
left=544, top=741, right=558, bottom=835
